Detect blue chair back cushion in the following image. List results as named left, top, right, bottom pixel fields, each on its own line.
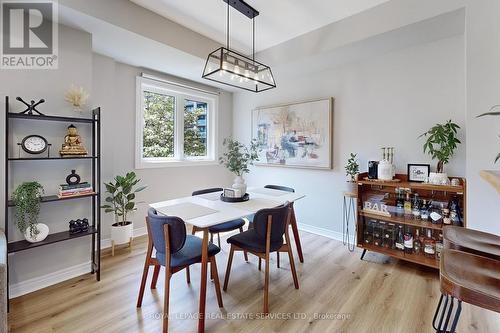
left=192, top=187, right=223, bottom=196
left=253, top=203, right=289, bottom=244
left=147, top=208, right=186, bottom=254
left=264, top=185, right=295, bottom=193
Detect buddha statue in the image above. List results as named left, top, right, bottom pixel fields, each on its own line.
left=60, top=124, right=88, bottom=156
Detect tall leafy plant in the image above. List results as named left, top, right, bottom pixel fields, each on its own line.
left=12, top=182, right=44, bottom=237
left=101, top=172, right=147, bottom=225
left=419, top=120, right=461, bottom=173
left=477, top=105, right=500, bottom=163
left=219, top=138, right=259, bottom=176
left=345, top=153, right=359, bottom=182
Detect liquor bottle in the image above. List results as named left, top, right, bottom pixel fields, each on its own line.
left=435, top=233, right=444, bottom=259
left=414, top=229, right=422, bottom=254
left=420, top=199, right=430, bottom=221
left=403, top=226, right=414, bottom=254
left=430, top=203, right=443, bottom=224
left=412, top=193, right=421, bottom=220
left=442, top=206, right=451, bottom=225
left=395, top=225, right=405, bottom=251
left=404, top=192, right=412, bottom=219
left=449, top=196, right=463, bottom=226
left=423, top=229, right=436, bottom=258
left=395, top=188, right=404, bottom=217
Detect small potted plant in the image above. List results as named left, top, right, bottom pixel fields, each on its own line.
left=477, top=106, right=500, bottom=163
left=101, top=172, right=146, bottom=253
left=12, top=182, right=49, bottom=243
left=345, top=153, right=359, bottom=193
left=419, top=120, right=461, bottom=184
left=219, top=138, right=259, bottom=196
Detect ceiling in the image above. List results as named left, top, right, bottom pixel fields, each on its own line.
left=130, top=0, right=390, bottom=54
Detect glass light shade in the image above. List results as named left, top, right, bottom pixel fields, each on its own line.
left=202, top=47, right=276, bottom=92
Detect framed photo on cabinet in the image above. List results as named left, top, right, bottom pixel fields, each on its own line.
left=407, top=164, right=430, bottom=182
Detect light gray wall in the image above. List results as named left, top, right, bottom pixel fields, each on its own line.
left=0, top=25, right=233, bottom=288
left=233, top=35, right=466, bottom=233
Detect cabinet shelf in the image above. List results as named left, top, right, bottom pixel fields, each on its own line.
left=359, top=243, right=439, bottom=269
left=360, top=211, right=445, bottom=231
left=357, top=179, right=465, bottom=194
left=7, top=227, right=98, bottom=253
left=7, top=112, right=96, bottom=124
left=7, top=192, right=97, bottom=207
left=8, top=156, right=97, bottom=161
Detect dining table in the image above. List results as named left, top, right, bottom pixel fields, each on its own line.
left=149, top=187, right=305, bottom=333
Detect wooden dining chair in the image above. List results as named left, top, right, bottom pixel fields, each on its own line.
left=192, top=188, right=247, bottom=252
left=223, top=203, right=299, bottom=313
left=137, top=208, right=223, bottom=333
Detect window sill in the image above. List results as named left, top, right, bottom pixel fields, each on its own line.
left=135, top=159, right=219, bottom=169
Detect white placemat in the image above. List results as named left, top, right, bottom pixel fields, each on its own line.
left=198, top=191, right=222, bottom=201
left=250, top=187, right=290, bottom=197
left=156, top=202, right=218, bottom=220
left=228, top=198, right=282, bottom=212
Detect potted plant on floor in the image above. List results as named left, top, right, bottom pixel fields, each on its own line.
left=419, top=120, right=461, bottom=184
left=345, top=153, right=359, bottom=193
left=12, top=182, right=49, bottom=243
left=219, top=138, right=259, bottom=196
left=101, top=172, right=146, bottom=255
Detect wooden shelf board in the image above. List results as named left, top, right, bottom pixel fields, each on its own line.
left=357, top=180, right=465, bottom=194
left=8, top=156, right=96, bottom=161
left=7, top=112, right=95, bottom=124
left=480, top=170, right=500, bottom=194
left=360, top=211, right=445, bottom=230
left=7, top=192, right=97, bottom=207
left=358, top=243, right=439, bottom=269
left=7, top=227, right=97, bottom=253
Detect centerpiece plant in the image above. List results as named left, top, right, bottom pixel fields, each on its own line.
left=219, top=138, right=259, bottom=196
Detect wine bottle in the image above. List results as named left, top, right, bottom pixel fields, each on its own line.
left=423, top=229, right=436, bottom=258
left=395, top=225, right=404, bottom=251
left=403, top=226, right=414, bottom=254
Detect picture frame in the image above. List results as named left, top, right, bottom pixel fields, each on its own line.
left=407, top=164, right=430, bottom=182
left=251, top=97, right=334, bottom=170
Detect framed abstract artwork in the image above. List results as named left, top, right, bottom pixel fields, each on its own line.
left=252, top=98, right=333, bottom=169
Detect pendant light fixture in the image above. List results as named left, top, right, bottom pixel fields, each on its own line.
left=202, top=0, right=276, bottom=92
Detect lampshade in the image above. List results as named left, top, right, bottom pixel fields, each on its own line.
left=202, top=47, right=276, bottom=93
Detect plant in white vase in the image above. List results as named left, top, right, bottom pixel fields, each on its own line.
left=101, top=172, right=146, bottom=255
left=345, top=152, right=359, bottom=193
left=12, top=182, right=49, bottom=243
left=219, top=138, right=259, bottom=197
left=419, top=120, right=461, bottom=184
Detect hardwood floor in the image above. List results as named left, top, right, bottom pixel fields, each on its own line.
left=8, top=230, right=500, bottom=333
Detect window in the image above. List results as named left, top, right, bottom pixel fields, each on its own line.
left=136, top=77, right=217, bottom=168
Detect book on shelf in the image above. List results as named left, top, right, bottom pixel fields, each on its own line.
left=59, top=186, right=92, bottom=193
left=58, top=189, right=95, bottom=198
left=59, top=182, right=90, bottom=190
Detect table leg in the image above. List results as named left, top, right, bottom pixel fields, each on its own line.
left=290, top=207, right=304, bottom=263
left=198, top=228, right=209, bottom=333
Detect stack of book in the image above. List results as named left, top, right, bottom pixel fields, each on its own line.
left=59, top=182, right=94, bottom=198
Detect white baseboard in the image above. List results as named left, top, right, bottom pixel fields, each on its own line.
left=9, top=227, right=148, bottom=298
left=297, top=222, right=354, bottom=243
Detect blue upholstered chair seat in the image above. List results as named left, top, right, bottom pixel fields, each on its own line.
left=156, top=235, right=221, bottom=268
left=227, top=230, right=283, bottom=253
left=208, top=219, right=245, bottom=233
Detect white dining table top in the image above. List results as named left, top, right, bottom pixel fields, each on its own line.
left=149, top=187, right=305, bottom=228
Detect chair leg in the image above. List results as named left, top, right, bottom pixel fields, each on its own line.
left=432, top=294, right=445, bottom=330
left=217, top=233, right=221, bottom=248
left=210, top=256, right=224, bottom=308
left=185, top=266, right=191, bottom=284
left=277, top=252, right=280, bottom=268
left=436, top=295, right=449, bottom=332
left=239, top=227, right=249, bottom=262
left=137, top=239, right=154, bottom=308
left=210, top=233, right=214, bottom=244
left=151, top=264, right=161, bottom=289
left=223, top=245, right=235, bottom=291
left=263, top=255, right=270, bottom=314
left=286, top=249, right=299, bottom=289
left=163, top=269, right=171, bottom=333
left=449, top=300, right=462, bottom=333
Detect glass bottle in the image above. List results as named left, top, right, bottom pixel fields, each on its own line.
left=442, top=206, right=451, bottom=225
left=435, top=232, right=444, bottom=260
left=420, top=199, right=430, bottom=221
left=404, top=192, right=412, bottom=219
left=412, top=193, right=421, bottom=220
left=414, top=229, right=422, bottom=254
left=395, top=188, right=404, bottom=217
left=449, top=196, right=463, bottom=226
left=395, top=225, right=405, bottom=251
left=403, top=226, right=414, bottom=254
left=423, top=229, right=436, bottom=258
left=430, top=203, right=443, bottom=224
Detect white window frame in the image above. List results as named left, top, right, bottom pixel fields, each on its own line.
left=135, top=77, right=218, bottom=169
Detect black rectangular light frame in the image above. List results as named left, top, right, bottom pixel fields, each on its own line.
left=222, top=0, right=259, bottom=18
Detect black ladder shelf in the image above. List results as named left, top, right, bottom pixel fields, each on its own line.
left=3, top=96, right=101, bottom=308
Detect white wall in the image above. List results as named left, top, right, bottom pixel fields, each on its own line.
left=233, top=35, right=466, bottom=234
left=0, top=25, right=233, bottom=293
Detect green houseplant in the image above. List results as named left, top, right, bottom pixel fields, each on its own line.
left=219, top=138, right=259, bottom=196
left=477, top=105, right=500, bottom=163
left=101, top=172, right=146, bottom=252
left=12, top=182, right=49, bottom=242
left=419, top=120, right=461, bottom=183
left=345, top=153, right=359, bottom=192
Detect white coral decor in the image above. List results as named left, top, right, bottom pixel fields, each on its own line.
left=65, top=85, right=89, bottom=111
